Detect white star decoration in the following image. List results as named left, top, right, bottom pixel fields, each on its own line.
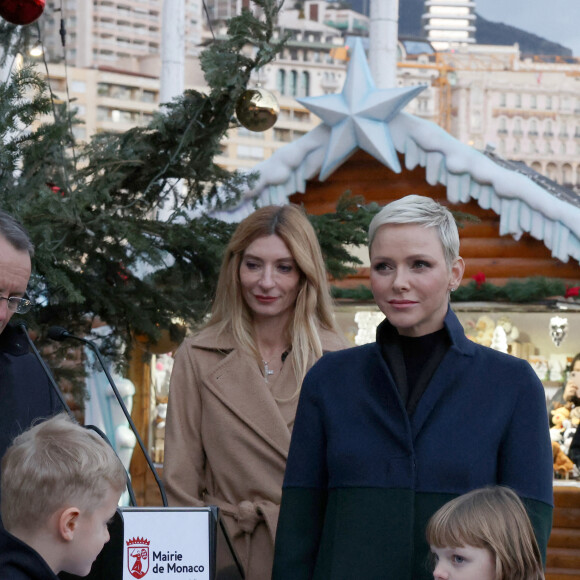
left=297, top=38, right=427, bottom=181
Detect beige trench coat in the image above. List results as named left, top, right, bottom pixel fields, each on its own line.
left=163, top=325, right=348, bottom=580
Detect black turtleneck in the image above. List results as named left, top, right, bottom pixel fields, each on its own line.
left=376, top=319, right=451, bottom=415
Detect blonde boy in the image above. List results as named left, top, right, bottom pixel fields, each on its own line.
left=0, top=414, right=126, bottom=578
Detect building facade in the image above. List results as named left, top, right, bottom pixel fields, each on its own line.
left=43, top=0, right=203, bottom=73
left=438, top=44, right=580, bottom=190
left=38, top=1, right=580, bottom=190
left=422, top=0, right=476, bottom=51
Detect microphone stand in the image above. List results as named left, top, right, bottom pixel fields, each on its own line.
left=16, top=322, right=75, bottom=421
left=48, top=326, right=168, bottom=507
left=16, top=322, right=137, bottom=506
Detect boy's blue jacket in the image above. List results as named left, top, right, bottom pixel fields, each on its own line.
left=273, top=308, right=553, bottom=580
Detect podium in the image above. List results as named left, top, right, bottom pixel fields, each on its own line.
left=60, top=507, right=244, bottom=580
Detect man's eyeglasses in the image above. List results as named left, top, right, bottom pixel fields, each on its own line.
left=0, top=296, right=33, bottom=314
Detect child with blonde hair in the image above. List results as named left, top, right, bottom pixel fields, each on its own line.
left=0, top=413, right=127, bottom=578
left=426, top=486, right=544, bottom=580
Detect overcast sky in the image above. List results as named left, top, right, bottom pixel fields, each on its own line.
left=475, top=0, right=580, bottom=56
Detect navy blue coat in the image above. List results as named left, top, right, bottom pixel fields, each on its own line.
left=273, top=308, right=553, bottom=580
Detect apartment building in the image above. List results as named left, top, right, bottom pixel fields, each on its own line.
left=438, top=44, right=580, bottom=189
left=300, top=0, right=369, bottom=36
left=43, top=0, right=202, bottom=73
left=422, top=0, right=476, bottom=51
left=45, top=64, right=160, bottom=141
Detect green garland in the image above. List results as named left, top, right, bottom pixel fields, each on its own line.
left=331, top=277, right=578, bottom=303
left=452, top=277, right=571, bottom=303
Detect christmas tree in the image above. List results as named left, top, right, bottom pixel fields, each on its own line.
left=0, top=0, right=371, bottom=406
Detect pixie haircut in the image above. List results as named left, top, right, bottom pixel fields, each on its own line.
left=210, top=204, right=339, bottom=384
left=368, top=195, right=460, bottom=269
left=426, top=486, right=544, bottom=580
left=1, top=414, right=126, bottom=532
left=0, top=210, right=34, bottom=257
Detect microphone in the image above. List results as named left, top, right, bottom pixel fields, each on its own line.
left=46, top=326, right=73, bottom=341
left=48, top=326, right=168, bottom=507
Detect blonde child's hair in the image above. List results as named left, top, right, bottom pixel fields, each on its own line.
left=426, top=486, right=544, bottom=580
left=1, top=413, right=126, bottom=531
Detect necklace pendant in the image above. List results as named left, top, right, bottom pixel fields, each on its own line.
left=263, top=360, right=275, bottom=383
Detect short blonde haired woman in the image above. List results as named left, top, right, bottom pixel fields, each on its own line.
left=163, top=204, right=348, bottom=580
left=273, top=195, right=553, bottom=580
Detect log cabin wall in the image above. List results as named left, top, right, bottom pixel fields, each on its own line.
left=289, top=150, right=580, bottom=288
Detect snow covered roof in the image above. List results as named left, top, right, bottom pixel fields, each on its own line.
left=211, top=40, right=580, bottom=265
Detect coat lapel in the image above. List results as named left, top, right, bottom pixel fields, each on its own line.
left=203, top=346, right=294, bottom=459
left=409, top=309, right=476, bottom=439
left=189, top=325, right=348, bottom=460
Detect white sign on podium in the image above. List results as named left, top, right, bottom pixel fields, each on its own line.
left=121, top=508, right=211, bottom=580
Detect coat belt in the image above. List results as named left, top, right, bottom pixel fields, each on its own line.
left=204, top=494, right=279, bottom=540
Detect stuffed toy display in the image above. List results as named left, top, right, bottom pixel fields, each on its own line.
left=550, top=405, right=572, bottom=442
left=552, top=440, right=575, bottom=478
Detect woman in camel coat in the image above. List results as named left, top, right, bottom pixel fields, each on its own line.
left=163, top=205, right=348, bottom=580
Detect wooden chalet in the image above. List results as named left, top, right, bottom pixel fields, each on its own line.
left=212, top=42, right=580, bottom=288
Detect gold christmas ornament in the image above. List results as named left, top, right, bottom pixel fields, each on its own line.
left=236, top=88, right=279, bottom=132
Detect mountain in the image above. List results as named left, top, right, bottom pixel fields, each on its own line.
left=336, top=0, right=572, bottom=57
left=475, top=15, right=572, bottom=57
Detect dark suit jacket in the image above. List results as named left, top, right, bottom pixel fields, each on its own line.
left=0, top=324, right=63, bottom=503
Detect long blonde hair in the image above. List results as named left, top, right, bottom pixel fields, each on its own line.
left=209, top=204, right=339, bottom=383
left=426, top=486, right=544, bottom=580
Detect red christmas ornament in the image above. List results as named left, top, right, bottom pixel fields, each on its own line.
left=46, top=181, right=65, bottom=196
left=0, top=0, right=45, bottom=26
